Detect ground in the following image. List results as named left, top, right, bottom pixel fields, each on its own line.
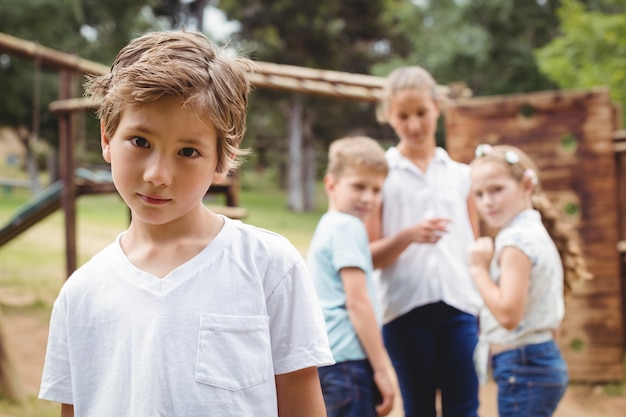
left=0, top=308, right=623, bottom=417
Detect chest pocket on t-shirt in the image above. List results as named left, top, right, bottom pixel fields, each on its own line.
left=196, top=314, right=271, bottom=391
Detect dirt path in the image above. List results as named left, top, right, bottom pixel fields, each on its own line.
left=1, top=309, right=624, bottom=417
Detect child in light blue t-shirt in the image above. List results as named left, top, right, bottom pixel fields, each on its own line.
left=307, top=136, right=395, bottom=417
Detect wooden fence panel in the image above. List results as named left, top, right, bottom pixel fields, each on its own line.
left=445, top=87, right=624, bottom=382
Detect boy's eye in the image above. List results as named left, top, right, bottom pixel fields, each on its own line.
left=179, top=147, right=200, bottom=158
left=131, top=137, right=149, bottom=148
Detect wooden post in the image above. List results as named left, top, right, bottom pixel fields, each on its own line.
left=58, top=69, right=77, bottom=278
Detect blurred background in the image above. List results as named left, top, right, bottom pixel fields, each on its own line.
left=0, top=0, right=624, bottom=212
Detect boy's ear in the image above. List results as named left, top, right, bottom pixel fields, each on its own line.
left=213, top=153, right=235, bottom=184
left=100, top=122, right=112, bottom=163
left=323, top=173, right=336, bottom=193
left=212, top=171, right=227, bottom=184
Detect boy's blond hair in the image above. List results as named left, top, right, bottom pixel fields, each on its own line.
left=84, top=30, right=254, bottom=174
left=327, top=136, right=388, bottom=178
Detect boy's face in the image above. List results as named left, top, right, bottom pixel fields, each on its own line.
left=325, top=165, right=385, bottom=222
left=101, top=97, right=221, bottom=227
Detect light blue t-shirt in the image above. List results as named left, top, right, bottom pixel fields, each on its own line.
left=306, top=211, right=379, bottom=363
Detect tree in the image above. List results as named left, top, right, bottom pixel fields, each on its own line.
left=0, top=0, right=175, bottom=186
left=535, top=0, right=626, bottom=121
left=0, top=0, right=88, bottom=143
left=218, top=0, right=393, bottom=211
left=374, top=0, right=561, bottom=97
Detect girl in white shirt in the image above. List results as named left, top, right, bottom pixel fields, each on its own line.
left=468, top=144, right=590, bottom=417
left=367, top=66, right=482, bottom=417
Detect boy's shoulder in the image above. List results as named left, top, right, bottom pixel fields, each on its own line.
left=60, top=237, right=121, bottom=293
left=222, top=217, right=304, bottom=262
left=226, top=217, right=295, bottom=246
left=312, top=211, right=367, bottom=243
left=318, top=210, right=365, bottom=228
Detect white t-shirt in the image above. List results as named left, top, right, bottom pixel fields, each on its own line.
left=377, top=147, right=482, bottom=323
left=39, top=217, right=333, bottom=417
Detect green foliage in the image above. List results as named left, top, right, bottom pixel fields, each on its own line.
left=535, top=0, right=626, bottom=120
left=2, top=0, right=625, bottom=187
left=0, top=0, right=191, bottom=181
left=0, top=0, right=171, bottom=153
left=219, top=0, right=394, bottom=165
left=0, top=0, right=87, bottom=142
left=79, top=0, right=168, bottom=64
left=374, top=0, right=560, bottom=96
left=220, top=0, right=389, bottom=70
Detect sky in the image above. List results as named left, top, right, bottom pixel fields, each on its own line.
left=204, top=6, right=239, bottom=40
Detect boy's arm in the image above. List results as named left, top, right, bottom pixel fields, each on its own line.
left=275, top=367, right=326, bottom=417
left=341, top=267, right=395, bottom=416
left=61, top=404, right=74, bottom=417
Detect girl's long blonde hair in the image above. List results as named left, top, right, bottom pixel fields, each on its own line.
left=471, top=144, right=592, bottom=295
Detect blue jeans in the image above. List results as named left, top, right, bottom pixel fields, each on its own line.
left=492, top=340, right=568, bottom=417
left=383, top=302, right=479, bottom=417
left=318, top=359, right=379, bottom=417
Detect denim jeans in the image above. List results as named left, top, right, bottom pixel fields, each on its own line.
left=318, top=359, right=379, bottom=417
left=492, top=340, right=568, bottom=417
left=382, top=302, right=479, bottom=417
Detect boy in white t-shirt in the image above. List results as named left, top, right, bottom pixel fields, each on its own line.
left=39, top=30, right=333, bottom=417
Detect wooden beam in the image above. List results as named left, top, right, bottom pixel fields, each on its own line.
left=1, top=31, right=471, bottom=102
left=614, top=130, right=626, bottom=153
left=0, top=32, right=109, bottom=75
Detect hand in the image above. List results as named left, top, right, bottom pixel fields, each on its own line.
left=409, top=217, right=450, bottom=244
left=468, top=236, right=494, bottom=270
left=373, top=370, right=395, bottom=417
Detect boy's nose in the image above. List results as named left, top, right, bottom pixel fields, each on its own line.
left=143, top=155, right=172, bottom=186
left=362, top=189, right=377, bottom=203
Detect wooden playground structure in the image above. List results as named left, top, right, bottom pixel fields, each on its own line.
left=445, top=89, right=625, bottom=382
left=0, top=32, right=624, bottom=383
